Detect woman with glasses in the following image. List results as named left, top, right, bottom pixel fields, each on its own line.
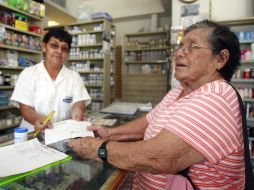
left=10, top=29, right=91, bottom=138
left=69, top=20, right=245, bottom=190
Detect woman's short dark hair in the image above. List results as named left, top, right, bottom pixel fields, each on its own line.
left=184, top=19, right=241, bottom=82
left=43, top=28, right=72, bottom=50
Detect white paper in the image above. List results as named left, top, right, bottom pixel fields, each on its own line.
left=100, top=102, right=139, bottom=115
left=0, top=139, right=68, bottom=177
left=45, top=119, right=94, bottom=145
left=101, top=102, right=153, bottom=115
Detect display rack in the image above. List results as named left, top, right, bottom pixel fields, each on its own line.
left=0, top=2, right=43, bottom=140
left=122, top=31, right=169, bottom=105
left=66, top=19, right=115, bottom=112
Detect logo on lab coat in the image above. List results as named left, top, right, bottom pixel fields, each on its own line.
left=63, top=96, right=73, bottom=103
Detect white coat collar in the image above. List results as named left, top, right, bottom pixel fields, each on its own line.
left=37, top=61, right=67, bottom=84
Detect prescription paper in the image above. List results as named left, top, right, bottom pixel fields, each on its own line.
left=0, top=139, right=68, bottom=177
left=45, top=119, right=94, bottom=145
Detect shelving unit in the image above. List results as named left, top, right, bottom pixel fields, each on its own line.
left=122, top=31, right=169, bottom=105
left=0, top=2, right=43, bottom=140
left=66, top=19, right=115, bottom=112
left=218, top=18, right=254, bottom=162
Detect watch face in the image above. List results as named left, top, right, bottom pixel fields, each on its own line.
left=99, top=149, right=107, bottom=159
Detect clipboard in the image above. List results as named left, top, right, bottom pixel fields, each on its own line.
left=0, top=156, right=72, bottom=186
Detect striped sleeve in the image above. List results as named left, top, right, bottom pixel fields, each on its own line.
left=164, top=93, right=241, bottom=164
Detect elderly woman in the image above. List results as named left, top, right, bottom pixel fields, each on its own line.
left=69, top=20, right=244, bottom=189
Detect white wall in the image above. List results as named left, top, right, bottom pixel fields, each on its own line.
left=66, top=0, right=171, bottom=46
left=172, top=0, right=254, bottom=26
left=66, top=0, right=165, bottom=19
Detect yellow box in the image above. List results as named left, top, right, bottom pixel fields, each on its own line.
left=15, top=20, right=28, bottom=31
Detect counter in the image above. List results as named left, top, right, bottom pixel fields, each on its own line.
left=0, top=110, right=146, bottom=190
left=0, top=150, right=128, bottom=190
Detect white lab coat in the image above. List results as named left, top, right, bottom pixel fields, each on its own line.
left=10, top=61, right=91, bottom=132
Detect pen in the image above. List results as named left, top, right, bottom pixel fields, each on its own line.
left=33, top=111, right=55, bottom=138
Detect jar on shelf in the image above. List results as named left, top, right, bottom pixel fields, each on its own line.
left=243, top=69, right=251, bottom=79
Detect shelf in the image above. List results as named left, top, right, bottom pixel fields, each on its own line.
left=67, top=19, right=114, bottom=107
left=125, top=60, right=167, bottom=64
left=85, top=84, right=103, bottom=88
left=0, top=123, right=19, bottom=131
left=68, top=58, right=104, bottom=61
left=68, top=19, right=106, bottom=26
left=244, top=99, right=254, bottom=102
left=78, top=71, right=104, bottom=74
left=216, top=17, right=254, bottom=26
left=44, top=0, right=76, bottom=25
left=91, top=98, right=103, bottom=101
left=0, top=23, right=42, bottom=38
left=125, top=31, right=167, bottom=37
left=0, top=66, right=24, bottom=70
left=239, top=40, right=254, bottom=44
left=0, top=2, right=43, bottom=21
left=70, top=30, right=103, bottom=35
left=248, top=118, right=254, bottom=126
left=0, top=105, right=17, bottom=111
left=125, top=47, right=168, bottom=51
left=241, top=60, right=254, bottom=64
left=0, top=44, right=41, bottom=54
left=0, top=86, right=14, bottom=90
left=231, top=79, right=254, bottom=83
left=72, top=43, right=103, bottom=48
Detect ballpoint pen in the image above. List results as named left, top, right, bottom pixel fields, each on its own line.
left=33, top=111, right=55, bottom=138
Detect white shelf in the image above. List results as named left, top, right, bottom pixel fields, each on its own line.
left=0, top=105, right=17, bottom=111
left=68, top=58, right=104, bottom=61
left=0, top=86, right=14, bottom=90
left=0, top=66, right=24, bottom=70
left=241, top=60, right=254, bottom=64
left=248, top=118, right=254, bottom=126
left=125, top=47, right=168, bottom=51
left=125, top=60, right=167, bottom=64
left=0, top=44, right=41, bottom=54
left=0, top=2, right=43, bottom=21
left=216, top=17, right=254, bottom=26
left=0, top=23, right=42, bottom=38
left=125, top=31, right=167, bottom=37
left=69, top=30, right=103, bottom=35
left=44, top=0, right=76, bottom=25
left=72, top=43, right=103, bottom=48
left=231, top=79, right=254, bottom=83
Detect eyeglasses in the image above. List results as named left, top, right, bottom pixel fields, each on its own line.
left=49, top=43, right=69, bottom=53
left=175, top=42, right=214, bottom=54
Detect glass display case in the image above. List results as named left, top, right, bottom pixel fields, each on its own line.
left=0, top=150, right=128, bottom=190
left=0, top=110, right=146, bottom=190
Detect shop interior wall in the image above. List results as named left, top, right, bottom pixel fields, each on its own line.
left=172, top=0, right=253, bottom=27
left=65, top=0, right=170, bottom=45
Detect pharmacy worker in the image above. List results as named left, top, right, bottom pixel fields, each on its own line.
left=10, top=29, right=91, bottom=133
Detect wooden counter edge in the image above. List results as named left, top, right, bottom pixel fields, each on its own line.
left=100, top=169, right=128, bottom=190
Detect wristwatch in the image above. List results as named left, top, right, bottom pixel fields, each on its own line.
left=98, top=141, right=109, bottom=162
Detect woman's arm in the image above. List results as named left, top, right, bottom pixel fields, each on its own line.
left=71, top=100, right=86, bottom=120
left=19, top=103, right=52, bottom=130
left=107, top=129, right=205, bottom=174
left=69, top=128, right=205, bottom=174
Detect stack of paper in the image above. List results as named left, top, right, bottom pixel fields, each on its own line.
left=0, top=139, right=69, bottom=178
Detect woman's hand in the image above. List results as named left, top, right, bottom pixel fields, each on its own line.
left=88, top=125, right=111, bottom=140
left=34, top=117, right=53, bottom=131
left=68, top=137, right=103, bottom=160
